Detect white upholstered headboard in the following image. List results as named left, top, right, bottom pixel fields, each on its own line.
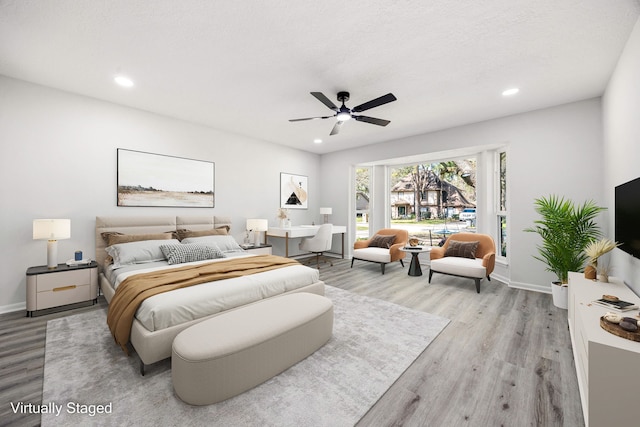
left=95, top=215, right=232, bottom=270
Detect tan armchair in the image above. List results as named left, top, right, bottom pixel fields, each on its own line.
left=429, top=232, right=496, bottom=293
left=351, top=228, right=409, bottom=274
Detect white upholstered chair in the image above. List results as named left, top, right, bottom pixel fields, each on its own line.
left=299, top=224, right=334, bottom=268
left=351, top=228, right=409, bottom=274
left=428, top=232, right=496, bottom=293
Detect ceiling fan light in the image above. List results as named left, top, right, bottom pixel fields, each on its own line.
left=336, top=112, right=351, bottom=121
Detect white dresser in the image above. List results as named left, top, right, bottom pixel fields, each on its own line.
left=568, top=271, right=640, bottom=426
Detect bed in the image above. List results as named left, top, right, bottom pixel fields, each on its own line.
left=95, top=216, right=325, bottom=373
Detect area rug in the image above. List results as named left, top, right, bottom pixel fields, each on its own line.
left=42, top=286, right=449, bottom=427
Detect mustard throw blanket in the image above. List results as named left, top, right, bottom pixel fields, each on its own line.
left=106, top=255, right=300, bottom=353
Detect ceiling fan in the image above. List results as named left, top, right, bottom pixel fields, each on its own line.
left=289, top=91, right=397, bottom=135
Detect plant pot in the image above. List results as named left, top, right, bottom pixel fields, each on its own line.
left=551, top=281, right=568, bottom=309
left=584, top=265, right=597, bottom=280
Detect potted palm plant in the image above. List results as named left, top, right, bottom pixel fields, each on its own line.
left=524, top=195, right=606, bottom=309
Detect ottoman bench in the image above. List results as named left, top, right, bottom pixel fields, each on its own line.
left=171, top=292, right=334, bottom=405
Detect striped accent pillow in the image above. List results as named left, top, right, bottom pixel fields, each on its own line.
left=160, top=243, right=225, bottom=265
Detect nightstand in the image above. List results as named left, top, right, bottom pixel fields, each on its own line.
left=242, top=244, right=273, bottom=255
left=26, top=261, right=98, bottom=317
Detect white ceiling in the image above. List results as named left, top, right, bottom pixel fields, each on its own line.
left=1, top=0, right=639, bottom=154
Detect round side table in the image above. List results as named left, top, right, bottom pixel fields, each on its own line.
left=402, top=247, right=432, bottom=276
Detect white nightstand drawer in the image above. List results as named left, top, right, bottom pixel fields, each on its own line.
left=34, top=269, right=91, bottom=292
left=37, top=284, right=91, bottom=310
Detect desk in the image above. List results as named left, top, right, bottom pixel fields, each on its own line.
left=266, top=225, right=347, bottom=258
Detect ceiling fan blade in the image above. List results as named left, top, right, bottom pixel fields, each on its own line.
left=289, top=115, right=334, bottom=122
left=330, top=121, right=344, bottom=135
left=352, top=93, right=397, bottom=113
left=311, top=92, right=339, bottom=111
left=353, top=115, right=391, bottom=126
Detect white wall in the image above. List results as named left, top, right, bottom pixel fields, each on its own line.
left=320, top=98, right=604, bottom=291
left=0, top=76, right=320, bottom=311
left=603, top=17, right=640, bottom=296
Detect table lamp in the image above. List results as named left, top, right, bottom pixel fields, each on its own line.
left=320, top=207, right=332, bottom=224
left=246, top=219, right=268, bottom=247
left=33, top=219, right=71, bottom=269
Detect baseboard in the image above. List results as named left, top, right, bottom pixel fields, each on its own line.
left=509, top=280, right=551, bottom=294
left=0, top=301, right=26, bottom=314
left=489, top=272, right=509, bottom=286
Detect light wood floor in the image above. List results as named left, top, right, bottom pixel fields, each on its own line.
left=0, top=258, right=584, bottom=427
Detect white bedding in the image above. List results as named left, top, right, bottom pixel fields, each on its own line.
left=104, top=254, right=320, bottom=332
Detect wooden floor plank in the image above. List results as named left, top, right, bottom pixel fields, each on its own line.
left=0, top=258, right=583, bottom=426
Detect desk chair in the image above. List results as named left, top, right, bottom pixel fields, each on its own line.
left=299, top=224, right=334, bottom=269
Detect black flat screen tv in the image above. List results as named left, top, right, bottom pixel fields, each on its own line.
left=615, top=177, right=640, bottom=259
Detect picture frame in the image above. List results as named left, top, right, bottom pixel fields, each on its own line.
left=117, top=148, right=215, bottom=207
left=280, top=173, right=308, bottom=209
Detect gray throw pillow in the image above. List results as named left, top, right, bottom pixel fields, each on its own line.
left=181, top=235, right=244, bottom=253
left=105, top=239, right=181, bottom=268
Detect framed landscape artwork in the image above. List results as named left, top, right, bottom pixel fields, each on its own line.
left=117, top=149, right=215, bottom=207
left=280, top=173, right=308, bottom=209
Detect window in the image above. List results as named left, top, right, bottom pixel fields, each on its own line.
left=355, top=167, right=371, bottom=241
left=388, top=160, right=476, bottom=238
left=497, top=151, right=507, bottom=257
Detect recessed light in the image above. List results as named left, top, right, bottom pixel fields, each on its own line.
left=114, top=75, right=134, bottom=88
left=313, top=138, right=323, bottom=144
left=502, top=88, right=519, bottom=96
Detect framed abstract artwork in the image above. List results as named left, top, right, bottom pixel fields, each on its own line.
left=280, top=173, right=308, bottom=209
left=117, top=149, right=215, bottom=207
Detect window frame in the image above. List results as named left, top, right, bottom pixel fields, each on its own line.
left=495, top=149, right=508, bottom=261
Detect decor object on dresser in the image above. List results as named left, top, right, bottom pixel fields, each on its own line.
left=299, top=223, right=334, bottom=268
left=26, top=261, right=98, bottom=316
left=320, top=207, right=332, bottom=224
left=33, top=219, right=71, bottom=269
left=524, top=195, right=605, bottom=309
left=583, top=238, right=620, bottom=281
left=117, top=149, right=214, bottom=208
left=351, top=228, right=408, bottom=274
left=429, top=233, right=496, bottom=293
left=246, top=218, right=269, bottom=247
left=280, top=172, right=308, bottom=209
left=276, top=207, right=289, bottom=227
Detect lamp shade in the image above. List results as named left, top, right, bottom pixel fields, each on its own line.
left=33, top=219, right=71, bottom=240
left=246, top=219, right=268, bottom=232
left=319, top=207, right=332, bottom=215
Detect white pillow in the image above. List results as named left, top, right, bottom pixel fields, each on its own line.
left=160, top=243, right=225, bottom=265
left=181, top=235, right=244, bottom=253
left=106, top=239, right=180, bottom=269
